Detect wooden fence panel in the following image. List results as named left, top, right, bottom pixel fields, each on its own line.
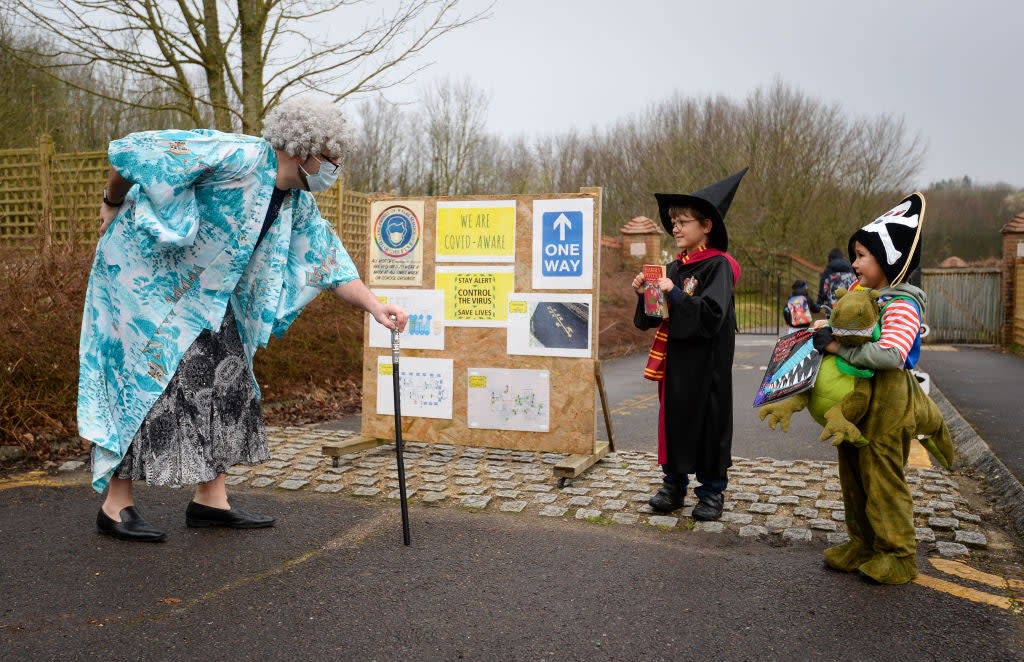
left=312, top=185, right=369, bottom=271
left=0, top=137, right=371, bottom=266
left=52, top=150, right=108, bottom=246
left=921, top=268, right=1003, bottom=344
left=0, top=146, right=43, bottom=244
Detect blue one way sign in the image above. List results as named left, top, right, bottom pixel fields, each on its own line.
left=540, top=211, right=584, bottom=277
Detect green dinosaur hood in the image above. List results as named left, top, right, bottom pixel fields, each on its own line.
left=829, top=288, right=880, bottom=346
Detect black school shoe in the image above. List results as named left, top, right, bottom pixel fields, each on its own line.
left=97, top=506, right=167, bottom=542
left=692, top=492, right=724, bottom=521
left=648, top=483, right=684, bottom=513
left=185, top=501, right=275, bottom=529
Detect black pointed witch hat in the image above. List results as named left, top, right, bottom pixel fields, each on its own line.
left=655, top=167, right=749, bottom=251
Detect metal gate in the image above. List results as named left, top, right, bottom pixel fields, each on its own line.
left=735, top=268, right=782, bottom=335
left=921, top=268, right=1003, bottom=344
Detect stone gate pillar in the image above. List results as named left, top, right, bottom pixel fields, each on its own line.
left=619, top=216, right=664, bottom=265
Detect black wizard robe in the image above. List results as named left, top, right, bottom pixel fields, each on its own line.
left=634, top=252, right=739, bottom=477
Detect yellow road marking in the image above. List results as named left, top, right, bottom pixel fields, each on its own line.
left=929, top=558, right=1024, bottom=591
left=143, top=511, right=394, bottom=623
left=0, top=471, right=83, bottom=491
left=610, top=393, right=658, bottom=415
left=913, top=573, right=1014, bottom=610
left=907, top=441, right=933, bottom=469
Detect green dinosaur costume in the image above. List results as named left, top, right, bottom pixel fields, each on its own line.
left=758, top=287, right=954, bottom=585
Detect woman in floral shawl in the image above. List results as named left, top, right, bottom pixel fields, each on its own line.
left=81, top=99, right=408, bottom=542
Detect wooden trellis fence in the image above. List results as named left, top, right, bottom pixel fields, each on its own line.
left=0, top=135, right=369, bottom=267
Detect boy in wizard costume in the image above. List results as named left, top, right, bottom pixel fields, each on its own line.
left=631, top=169, right=747, bottom=521
left=814, top=192, right=936, bottom=584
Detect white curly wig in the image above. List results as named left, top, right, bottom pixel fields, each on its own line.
left=262, top=98, right=353, bottom=161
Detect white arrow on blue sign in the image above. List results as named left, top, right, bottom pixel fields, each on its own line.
left=531, top=197, right=593, bottom=290
left=541, top=211, right=584, bottom=276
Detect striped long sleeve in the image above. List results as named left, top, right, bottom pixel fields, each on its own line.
left=877, top=299, right=921, bottom=365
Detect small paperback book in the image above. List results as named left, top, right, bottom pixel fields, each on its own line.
left=642, top=264, right=668, bottom=319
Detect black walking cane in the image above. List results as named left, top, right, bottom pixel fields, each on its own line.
left=389, top=315, right=411, bottom=546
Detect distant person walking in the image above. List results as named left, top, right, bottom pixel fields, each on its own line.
left=817, top=247, right=858, bottom=309
left=80, top=99, right=408, bottom=542
left=783, top=279, right=820, bottom=333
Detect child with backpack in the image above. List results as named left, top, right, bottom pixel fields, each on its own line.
left=818, top=248, right=859, bottom=310
left=813, top=192, right=932, bottom=585
left=783, top=280, right=819, bottom=333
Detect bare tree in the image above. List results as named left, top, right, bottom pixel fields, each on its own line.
left=420, top=77, right=488, bottom=195
left=0, top=18, right=191, bottom=150
left=5, top=0, right=491, bottom=133
left=348, top=96, right=410, bottom=193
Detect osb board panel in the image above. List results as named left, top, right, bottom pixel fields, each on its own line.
left=360, top=192, right=601, bottom=455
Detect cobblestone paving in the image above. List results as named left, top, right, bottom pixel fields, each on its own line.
left=222, top=427, right=989, bottom=558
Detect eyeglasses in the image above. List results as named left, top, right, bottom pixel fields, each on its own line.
left=313, top=154, right=341, bottom=176
left=671, top=218, right=701, bottom=229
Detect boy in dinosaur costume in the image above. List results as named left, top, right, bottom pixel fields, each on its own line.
left=762, top=193, right=954, bottom=585
left=759, top=287, right=953, bottom=467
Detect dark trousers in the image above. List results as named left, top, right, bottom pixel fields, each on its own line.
left=662, top=466, right=727, bottom=498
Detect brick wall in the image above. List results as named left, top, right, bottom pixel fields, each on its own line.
left=1000, top=216, right=1024, bottom=346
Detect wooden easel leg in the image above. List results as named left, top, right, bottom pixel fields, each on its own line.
left=595, top=361, right=615, bottom=452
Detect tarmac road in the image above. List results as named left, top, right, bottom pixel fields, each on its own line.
left=598, top=335, right=835, bottom=462
left=4, top=338, right=1024, bottom=660
left=918, top=344, right=1024, bottom=484
left=2, top=481, right=1022, bottom=661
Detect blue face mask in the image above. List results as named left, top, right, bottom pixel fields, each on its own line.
left=299, top=155, right=340, bottom=192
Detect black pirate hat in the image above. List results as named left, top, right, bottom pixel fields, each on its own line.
left=654, top=167, right=748, bottom=251
left=848, top=192, right=926, bottom=287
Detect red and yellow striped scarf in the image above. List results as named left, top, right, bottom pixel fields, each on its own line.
left=642, top=246, right=741, bottom=382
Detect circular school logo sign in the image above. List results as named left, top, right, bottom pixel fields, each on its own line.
left=373, top=205, right=420, bottom=258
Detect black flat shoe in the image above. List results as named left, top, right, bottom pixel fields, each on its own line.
left=96, top=506, right=167, bottom=542
left=648, top=485, right=684, bottom=513
left=186, top=501, right=275, bottom=529
left=692, top=493, right=724, bottom=521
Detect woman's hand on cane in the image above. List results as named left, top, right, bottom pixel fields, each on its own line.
left=374, top=303, right=408, bottom=332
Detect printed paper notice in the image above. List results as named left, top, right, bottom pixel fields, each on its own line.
left=531, top=197, right=594, bottom=290
left=368, top=289, right=445, bottom=350
left=435, top=200, right=516, bottom=263
left=467, top=368, right=550, bottom=432
left=507, top=294, right=592, bottom=358
left=435, top=266, right=515, bottom=327
left=376, top=357, right=453, bottom=419
left=369, top=200, right=424, bottom=286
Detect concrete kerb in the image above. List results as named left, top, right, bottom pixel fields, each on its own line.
left=930, top=383, right=1024, bottom=541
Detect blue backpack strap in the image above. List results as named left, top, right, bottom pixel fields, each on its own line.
left=878, top=295, right=922, bottom=369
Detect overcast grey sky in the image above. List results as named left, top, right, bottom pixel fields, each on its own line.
left=361, top=0, right=1022, bottom=188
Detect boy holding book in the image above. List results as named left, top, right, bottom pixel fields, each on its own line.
left=631, top=169, right=746, bottom=521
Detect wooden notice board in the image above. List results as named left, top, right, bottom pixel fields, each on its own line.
left=358, top=189, right=602, bottom=455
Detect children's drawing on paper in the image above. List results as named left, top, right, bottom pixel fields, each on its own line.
left=369, top=289, right=445, bottom=350
left=467, top=368, right=550, bottom=432
left=376, top=357, right=453, bottom=419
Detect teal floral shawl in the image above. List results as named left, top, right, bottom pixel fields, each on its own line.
left=78, top=129, right=359, bottom=492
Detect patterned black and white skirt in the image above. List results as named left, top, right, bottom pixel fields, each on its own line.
left=114, top=306, right=270, bottom=486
